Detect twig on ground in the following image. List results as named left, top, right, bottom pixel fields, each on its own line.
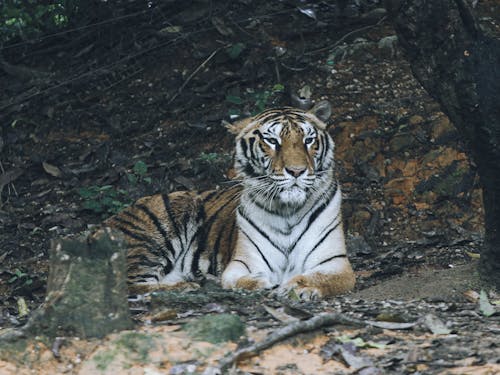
left=167, top=47, right=224, bottom=105
left=217, top=311, right=415, bottom=371
left=305, top=16, right=387, bottom=56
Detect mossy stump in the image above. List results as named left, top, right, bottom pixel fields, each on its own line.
left=26, top=227, right=133, bottom=338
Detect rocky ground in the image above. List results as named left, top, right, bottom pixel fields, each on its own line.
left=1, top=1, right=499, bottom=374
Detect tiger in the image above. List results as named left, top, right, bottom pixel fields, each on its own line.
left=106, top=100, right=355, bottom=300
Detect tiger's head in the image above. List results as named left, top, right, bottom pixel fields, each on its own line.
left=228, top=101, right=335, bottom=208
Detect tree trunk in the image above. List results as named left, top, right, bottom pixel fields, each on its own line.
left=385, top=0, right=500, bottom=288
left=25, top=228, right=133, bottom=338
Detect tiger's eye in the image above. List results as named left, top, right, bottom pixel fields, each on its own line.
left=304, top=137, right=315, bottom=145
left=264, top=138, right=279, bottom=146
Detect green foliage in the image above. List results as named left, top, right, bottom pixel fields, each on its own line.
left=78, top=161, right=152, bottom=216
left=115, top=332, right=155, bottom=363
left=227, top=42, right=246, bottom=59
left=78, top=185, right=130, bottom=216
left=8, top=268, right=33, bottom=286
left=226, top=83, right=285, bottom=116
left=1, top=1, right=74, bottom=44
left=127, top=160, right=152, bottom=185
left=93, top=349, right=117, bottom=371
left=194, top=152, right=231, bottom=179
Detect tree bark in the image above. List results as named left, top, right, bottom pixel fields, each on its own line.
left=386, top=0, right=500, bottom=288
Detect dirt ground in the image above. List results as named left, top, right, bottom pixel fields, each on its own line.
left=1, top=1, right=500, bottom=374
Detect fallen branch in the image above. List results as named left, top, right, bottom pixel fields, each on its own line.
left=217, top=312, right=415, bottom=371
left=305, top=16, right=387, bottom=56
left=167, top=46, right=224, bottom=105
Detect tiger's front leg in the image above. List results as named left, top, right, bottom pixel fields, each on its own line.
left=221, top=260, right=276, bottom=291
left=221, top=236, right=278, bottom=291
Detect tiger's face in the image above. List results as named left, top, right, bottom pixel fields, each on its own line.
left=229, top=101, right=334, bottom=207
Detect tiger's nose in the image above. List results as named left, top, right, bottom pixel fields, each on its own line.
left=285, top=166, right=307, bottom=178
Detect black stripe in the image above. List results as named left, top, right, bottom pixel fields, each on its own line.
left=129, top=274, right=160, bottom=282
left=244, top=162, right=259, bottom=178
left=302, top=220, right=342, bottom=269
left=191, top=187, right=240, bottom=274
left=162, top=194, right=182, bottom=240
left=240, top=228, right=274, bottom=273
left=208, top=223, right=225, bottom=275
left=240, top=138, right=248, bottom=157
left=113, top=221, right=164, bottom=258
left=227, top=218, right=237, bottom=254
left=248, top=137, right=256, bottom=160
left=202, top=190, right=219, bottom=203
left=128, top=253, right=170, bottom=270
left=112, top=217, right=155, bottom=245
left=288, top=186, right=338, bottom=252
left=318, top=134, right=327, bottom=169
left=233, top=259, right=251, bottom=273
left=238, top=207, right=285, bottom=254
left=136, top=203, right=176, bottom=257
left=316, top=254, right=346, bottom=266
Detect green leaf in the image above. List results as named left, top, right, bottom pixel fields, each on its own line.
left=78, top=187, right=97, bottom=199
left=272, top=83, right=285, bottom=92
left=336, top=335, right=387, bottom=349
left=227, top=108, right=241, bottom=117
left=226, top=94, right=243, bottom=105
left=143, top=177, right=152, bottom=184
left=479, top=290, right=496, bottom=317
left=227, top=43, right=245, bottom=59
left=127, top=173, right=138, bottom=184
left=83, top=200, right=103, bottom=213
left=133, top=161, right=148, bottom=176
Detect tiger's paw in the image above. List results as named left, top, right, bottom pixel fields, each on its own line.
left=276, top=276, right=323, bottom=301
left=233, top=275, right=273, bottom=291
left=129, top=281, right=201, bottom=295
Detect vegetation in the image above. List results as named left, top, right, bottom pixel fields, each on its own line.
left=78, top=160, right=150, bottom=217
left=1, top=1, right=72, bottom=44
left=226, top=83, right=285, bottom=117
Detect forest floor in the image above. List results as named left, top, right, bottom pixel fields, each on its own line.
left=1, top=1, right=500, bottom=374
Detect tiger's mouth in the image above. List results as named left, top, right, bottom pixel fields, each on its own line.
left=277, top=185, right=308, bottom=205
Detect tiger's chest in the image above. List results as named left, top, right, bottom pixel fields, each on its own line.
left=234, top=186, right=343, bottom=283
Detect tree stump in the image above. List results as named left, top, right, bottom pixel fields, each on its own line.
left=25, top=227, right=133, bottom=338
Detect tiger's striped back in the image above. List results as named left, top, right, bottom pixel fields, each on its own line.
left=106, top=185, right=241, bottom=293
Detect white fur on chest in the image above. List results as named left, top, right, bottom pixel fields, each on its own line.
left=235, top=185, right=345, bottom=286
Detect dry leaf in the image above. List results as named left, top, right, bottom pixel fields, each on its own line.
left=463, top=290, right=480, bottom=302
left=263, top=305, right=299, bottom=323
left=42, top=162, right=63, bottom=178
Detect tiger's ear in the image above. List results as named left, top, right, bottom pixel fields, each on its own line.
left=308, top=100, right=332, bottom=125
left=224, top=116, right=253, bottom=135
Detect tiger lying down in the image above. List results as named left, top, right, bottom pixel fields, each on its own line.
left=106, top=100, right=355, bottom=300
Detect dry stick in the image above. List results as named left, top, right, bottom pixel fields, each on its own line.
left=167, top=47, right=224, bottom=105
left=305, top=16, right=387, bottom=56
left=218, top=312, right=415, bottom=371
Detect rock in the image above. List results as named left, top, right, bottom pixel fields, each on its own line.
left=390, top=132, right=415, bottom=152
left=409, top=115, right=424, bottom=126
left=431, top=115, right=457, bottom=143
left=351, top=209, right=373, bottom=230
left=384, top=177, right=416, bottom=205
left=347, top=235, right=373, bottom=256
left=184, top=314, right=245, bottom=344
